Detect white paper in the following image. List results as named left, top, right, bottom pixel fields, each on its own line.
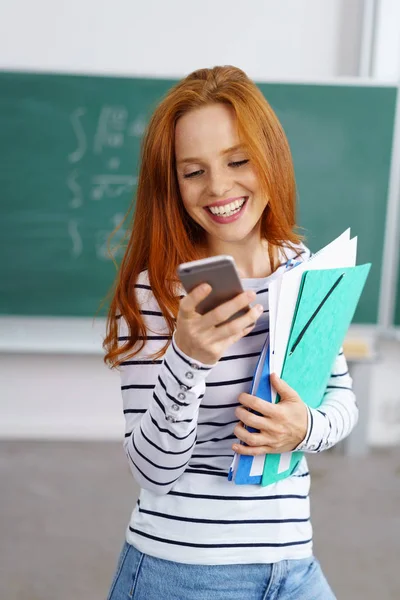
left=251, top=334, right=269, bottom=396
left=268, top=277, right=282, bottom=378
left=249, top=454, right=265, bottom=476
left=277, top=452, right=292, bottom=474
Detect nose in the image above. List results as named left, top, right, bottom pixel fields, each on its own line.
left=207, top=167, right=233, bottom=198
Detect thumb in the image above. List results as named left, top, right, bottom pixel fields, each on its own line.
left=270, top=373, right=299, bottom=401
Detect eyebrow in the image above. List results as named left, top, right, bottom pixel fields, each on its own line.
left=176, top=144, right=245, bottom=165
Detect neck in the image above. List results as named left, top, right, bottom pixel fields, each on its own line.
left=203, top=236, right=276, bottom=279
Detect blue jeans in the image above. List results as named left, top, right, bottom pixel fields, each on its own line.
left=107, top=541, right=336, bottom=600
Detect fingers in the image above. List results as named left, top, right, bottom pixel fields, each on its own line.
left=219, top=309, right=262, bottom=346
left=269, top=373, right=299, bottom=401
left=180, top=284, right=263, bottom=340
left=176, top=283, right=264, bottom=364
left=234, top=423, right=271, bottom=447
left=204, top=289, right=256, bottom=328
left=235, top=406, right=271, bottom=430
left=233, top=423, right=288, bottom=455
left=233, top=443, right=275, bottom=456
left=234, top=408, right=283, bottom=440
left=237, top=392, right=275, bottom=417
left=208, top=300, right=264, bottom=344
left=179, top=283, right=212, bottom=318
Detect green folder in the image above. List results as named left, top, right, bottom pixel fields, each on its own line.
left=261, top=264, right=371, bottom=487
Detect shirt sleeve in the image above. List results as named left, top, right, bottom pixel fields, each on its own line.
left=118, top=279, right=217, bottom=495
left=294, top=348, right=359, bottom=453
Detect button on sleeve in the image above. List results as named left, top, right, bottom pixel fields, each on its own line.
left=157, top=333, right=217, bottom=423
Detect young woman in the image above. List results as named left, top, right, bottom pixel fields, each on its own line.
left=104, top=65, right=357, bottom=599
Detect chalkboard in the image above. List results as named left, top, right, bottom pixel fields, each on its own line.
left=0, top=72, right=397, bottom=323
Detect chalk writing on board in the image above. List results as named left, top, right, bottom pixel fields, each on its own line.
left=68, top=219, right=83, bottom=258
left=108, top=157, right=121, bottom=170
left=67, top=170, right=84, bottom=208
left=94, top=106, right=128, bottom=154
left=96, top=213, right=127, bottom=260
left=65, top=105, right=142, bottom=263
left=128, top=115, right=147, bottom=137
left=91, top=174, right=137, bottom=200
left=68, top=108, right=87, bottom=163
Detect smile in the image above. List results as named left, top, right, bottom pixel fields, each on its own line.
left=208, top=197, right=246, bottom=216
left=204, top=197, right=248, bottom=224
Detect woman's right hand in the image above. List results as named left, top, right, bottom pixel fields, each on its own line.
left=174, top=284, right=264, bottom=365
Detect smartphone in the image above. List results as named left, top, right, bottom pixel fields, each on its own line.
left=176, top=255, right=251, bottom=325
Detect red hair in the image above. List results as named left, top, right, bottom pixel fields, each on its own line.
left=103, top=65, right=304, bottom=368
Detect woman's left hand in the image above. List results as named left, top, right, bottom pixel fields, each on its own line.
left=232, top=373, right=308, bottom=455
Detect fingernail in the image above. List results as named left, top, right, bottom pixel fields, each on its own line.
left=233, top=445, right=239, bottom=452
left=256, top=304, right=263, bottom=313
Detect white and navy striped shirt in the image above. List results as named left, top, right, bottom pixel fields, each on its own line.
left=118, top=243, right=358, bottom=565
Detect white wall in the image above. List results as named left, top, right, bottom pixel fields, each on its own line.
left=1, top=352, right=122, bottom=439
left=0, top=0, right=360, bottom=80
left=0, top=317, right=123, bottom=439
left=1, top=0, right=399, bottom=443
left=373, top=0, right=400, bottom=80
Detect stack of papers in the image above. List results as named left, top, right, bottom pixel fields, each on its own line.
left=228, top=229, right=371, bottom=486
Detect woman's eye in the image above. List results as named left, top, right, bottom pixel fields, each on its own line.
left=182, top=160, right=248, bottom=179
left=183, top=169, right=204, bottom=179
left=230, top=159, right=249, bottom=168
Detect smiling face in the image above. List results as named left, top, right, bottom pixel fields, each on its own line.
left=175, top=103, right=268, bottom=253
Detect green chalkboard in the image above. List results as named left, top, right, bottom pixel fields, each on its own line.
left=0, top=72, right=397, bottom=322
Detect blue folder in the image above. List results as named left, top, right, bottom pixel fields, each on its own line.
left=228, top=258, right=303, bottom=484
left=228, top=336, right=271, bottom=484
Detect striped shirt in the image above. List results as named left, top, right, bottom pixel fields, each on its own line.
left=118, top=243, right=358, bottom=565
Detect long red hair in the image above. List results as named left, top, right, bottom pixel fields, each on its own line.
left=103, top=65, right=304, bottom=368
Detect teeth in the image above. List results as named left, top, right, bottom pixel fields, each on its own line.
left=209, top=198, right=245, bottom=215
